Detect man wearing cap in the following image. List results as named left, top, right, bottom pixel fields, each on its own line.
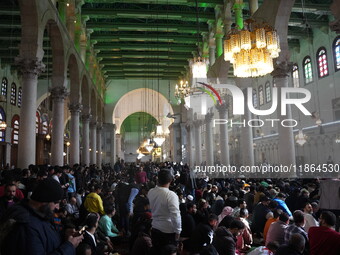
left=0, top=178, right=83, bottom=255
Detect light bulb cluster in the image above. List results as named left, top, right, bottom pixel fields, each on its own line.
left=224, top=20, right=281, bottom=77
left=175, top=80, right=190, bottom=99
left=190, top=57, right=208, bottom=79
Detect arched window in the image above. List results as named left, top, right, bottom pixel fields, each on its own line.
left=11, top=115, right=19, bottom=145
left=10, top=83, right=16, bottom=105
left=265, top=82, right=271, bottom=103
left=36, top=111, right=41, bottom=134
left=303, top=56, right=313, bottom=84
left=317, top=47, right=329, bottom=78
left=292, top=64, right=300, bottom=87
left=259, top=85, right=264, bottom=106
left=1, top=77, right=7, bottom=98
left=333, top=36, right=340, bottom=71
left=41, top=114, right=49, bottom=135
left=253, top=89, right=258, bottom=108
left=0, top=107, right=5, bottom=142
left=17, top=87, right=22, bottom=107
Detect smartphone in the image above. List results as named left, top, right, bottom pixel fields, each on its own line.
left=78, top=226, right=87, bottom=235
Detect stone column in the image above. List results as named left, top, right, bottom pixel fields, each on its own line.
left=50, top=86, right=69, bottom=166
left=110, top=124, right=116, bottom=166
left=96, top=124, right=103, bottom=167
left=16, top=58, right=44, bottom=169
left=215, top=33, right=224, bottom=59
left=272, top=62, right=296, bottom=167
left=81, top=114, right=91, bottom=166
left=233, top=1, right=244, bottom=29
left=249, top=0, right=259, bottom=15
left=90, top=121, right=97, bottom=165
left=223, top=1, right=233, bottom=34
left=180, top=123, right=188, bottom=164
left=193, top=120, right=202, bottom=165
left=208, top=31, right=216, bottom=66
left=69, top=103, right=82, bottom=166
left=185, top=124, right=193, bottom=167
left=116, top=134, right=122, bottom=160
left=172, top=123, right=181, bottom=162
left=216, top=103, right=230, bottom=166
left=205, top=112, right=214, bottom=166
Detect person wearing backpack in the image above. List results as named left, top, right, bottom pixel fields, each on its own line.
left=0, top=178, right=83, bottom=255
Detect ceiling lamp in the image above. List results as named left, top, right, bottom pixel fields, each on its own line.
left=175, top=80, right=190, bottom=99
left=153, top=124, right=165, bottom=146
left=137, top=153, right=145, bottom=160
left=145, top=139, right=154, bottom=152
left=224, top=19, right=281, bottom=77
left=190, top=57, right=208, bottom=78
left=295, top=129, right=307, bottom=146
left=0, top=121, right=7, bottom=131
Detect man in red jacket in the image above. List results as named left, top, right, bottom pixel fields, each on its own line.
left=308, top=211, right=340, bottom=255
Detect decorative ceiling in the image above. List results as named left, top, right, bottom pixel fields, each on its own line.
left=0, top=0, right=334, bottom=80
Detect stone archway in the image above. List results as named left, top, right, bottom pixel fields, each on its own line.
left=113, top=88, right=174, bottom=134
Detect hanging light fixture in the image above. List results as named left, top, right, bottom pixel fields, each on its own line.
left=145, top=139, right=154, bottom=152
left=295, top=129, right=308, bottom=146
left=153, top=124, right=165, bottom=146
left=224, top=19, right=281, bottom=77
left=175, top=80, right=190, bottom=99
left=190, top=0, right=208, bottom=79
left=0, top=121, right=7, bottom=131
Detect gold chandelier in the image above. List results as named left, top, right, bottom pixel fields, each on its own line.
left=224, top=19, right=281, bottom=78
left=175, top=80, right=190, bottom=99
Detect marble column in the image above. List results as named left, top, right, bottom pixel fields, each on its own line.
left=50, top=86, right=68, bottom=166
left=216, top=103, right=230, bottom=166
left=116, top=134, right=122, bottom=160
left=180, top=123, right=188, bottom=164
left=90, top=121, right=97, bottom=165
left=272, top=62, right=296, bottom=167
left=215, top=33, right=224, bottom=58
left=193, top=120, right=202, bottom=165
left=81, top=114, right=91, bottom=166
left=209, top=32, right=216, bottom=66
left=69, top=103, right=82, bottom=166
left=96, top=124, right=102, bottom=167
left=16, top=58, right=44, bottom=169
left=110, top=124, right=116, bottom=166
left=205, top=112, right=214, bottom=166
left=172, top=123, right=181, bottom=162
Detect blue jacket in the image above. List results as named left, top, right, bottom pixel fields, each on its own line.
left=1, top=200, right=75, bottom=255
left=274, top=198, right=292, bottom=217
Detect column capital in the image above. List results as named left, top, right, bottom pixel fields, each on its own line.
left=205, top=112, right=214, bottom=122
left=50, top=86, right=69, bottom=101
left=216, top=102, right=228, bottom=114
left=81, top=113, right=92, bottom=122
left=96, top=123, right=103, bottom=131
left=15, top=57, right=45, bottom=76
left=271, top=61, right=293, bottom=78
left=69, top=103, right=83, bottom=113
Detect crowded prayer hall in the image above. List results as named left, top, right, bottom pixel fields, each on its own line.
left=0, top=0, right=340, bottom=254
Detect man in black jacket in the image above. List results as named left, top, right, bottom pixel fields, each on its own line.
left=0, top=178, right=83, bottom=255
left=213, top=219, right=245, bottom=255
left=189, top=214, right=218, bottom=254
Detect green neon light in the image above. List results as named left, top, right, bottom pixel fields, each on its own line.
left=196, top=87, right=217, bottom=105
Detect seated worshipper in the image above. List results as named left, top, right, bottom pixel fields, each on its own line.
left=194, top=198, right=210, bottom=225
left=0, top=177, right=24, bottom=201
left=276, top=233, right=305, bottom=255
left=84, top=184, right=105, bottom=215
left=0, top=178, right=83, bottom=255
left=283, top=210, right=309, bottom=255
left=252, top=196, right=273, bottom=236
left=274, top=193, right=292, bottom=217
left=308, top=211, right=340, bottom=255
left=0, top=183, right=19, bottom=218
left=236, top=208, right=253, bottom=253
left=81, top=213, right=112, bottom=255
left=232, top=199, right=247, bottom=218
left=263, top=209, right=281, bottom=242
left=189, top=214, right=219, bottom=254
left=302, top=202, right=318, bottom=232
left=130, top=219, right=153, bottom=255
left=213, top=219, right=245, bottom=255
left=266, top=212, right=289, bottom=246
left=76, top=243, right=92, bottom=255
left=247, top=241, right=279, bottom=255
left=65, top=196, right=80, bottom=219
left=180, top=202, right=196, bottom=253
left=98, top=205, right=121, bottom=242
left=218, top=206, right=233, bottom=225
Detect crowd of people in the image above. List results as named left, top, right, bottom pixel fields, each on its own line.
left=0, top=161, right=338, bottom=255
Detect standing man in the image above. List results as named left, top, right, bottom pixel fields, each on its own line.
left=148, top=170, right=181, bottom=254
